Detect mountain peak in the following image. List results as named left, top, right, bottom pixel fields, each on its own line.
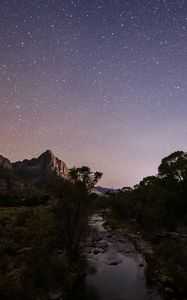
left=39, top=149, right=54, bottom=158
left=13, top=150, right=69, bottom=181
left=44, top=149, right=53, bottom=155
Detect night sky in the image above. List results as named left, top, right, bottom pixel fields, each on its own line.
left=0, top=0, right=187, bottom=188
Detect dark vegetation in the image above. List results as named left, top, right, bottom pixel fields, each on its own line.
left=106, top=151, right=187, bottom=296
left=0, top=194, right=49, bottom=207
left=0, top=166, right=102, bottom=300
left=1, top=150, right=187, bottom=298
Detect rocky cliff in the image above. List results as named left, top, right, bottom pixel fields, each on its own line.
left=0, top=155, right=23, bottom=193
left=13, top=150, right=69, bottom=180
left=0, top=155, right=13, bottom=171
left=0, top=150, right=69, bottom=194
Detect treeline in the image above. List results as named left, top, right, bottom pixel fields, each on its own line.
left=107, top=151, right=187, bottom=295
left=109, top=151, right=187, bottom=236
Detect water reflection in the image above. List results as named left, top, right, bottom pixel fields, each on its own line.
left=69, top=214, right=162, bottom=300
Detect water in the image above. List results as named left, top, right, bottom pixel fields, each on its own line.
left=69, top=214, right=163, bottom=300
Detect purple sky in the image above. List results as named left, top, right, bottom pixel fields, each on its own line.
left=0, top=0, right=187, bottom=187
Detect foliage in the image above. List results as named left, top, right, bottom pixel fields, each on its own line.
left=158, top=151, right=187, bottom=182
left=69, top=166, right=102, bottom=191
left=109, top=151, right=187, bottom=235
left=0, top=165, right=102, bottom=299
left=49, top=166, right=102, bottom=260
left=0, top=205, right=75, bottom=299
left=0, top=194, right=49, bottom=207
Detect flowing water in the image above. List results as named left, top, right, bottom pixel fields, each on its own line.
left=69, top=214, right=163, bottom=300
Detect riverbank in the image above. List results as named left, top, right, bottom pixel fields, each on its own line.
left=69, top=214, right=163, bottom=300
left=103, top=213, right=187, bottom=300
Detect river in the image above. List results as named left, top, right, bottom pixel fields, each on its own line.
left=69, top=214, right=163, bottom=300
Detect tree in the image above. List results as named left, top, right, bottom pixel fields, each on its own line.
left=139, top=176, right=159, bottom=187
left=121, top=186, right=132, bottom=193
left=158, top=151, right=187, bottom=182
left=69, top=166, right=103, bottom=191
left=49, top=166, right=102, bottom=260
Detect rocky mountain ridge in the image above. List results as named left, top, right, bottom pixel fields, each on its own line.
left=12, top=150, right=69, bottom=180
left=95, top=186, right=119, bottom=194
left=0, top=151, right=110, bottom=195
left=0, top=150, right=69, bottom=193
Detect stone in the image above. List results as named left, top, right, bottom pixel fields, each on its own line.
left=109, top=258, right=122, bottom=266
left=139, top=263, right=144, bottom=267
left=164, top=287, right=174, bottom=294
left=101, top=248, right=108, bottom=253
left=18, top=247, right=32, bottom=254
left=48, top=291, right=62, bottom=300
left=97, top=240, right=108, bottom=249
left=109, top=261, right=119, bottom=265
left=118, top=238, right=126, bottom=243
left=160, top=275, right=169, bottom=283
left=0, top=155, right=13, bottom=171
left=107, top=233, right=112, bottom=238
left=95, top=236, right=103, bottom=242
left=93, top=249, right=100, bottom=254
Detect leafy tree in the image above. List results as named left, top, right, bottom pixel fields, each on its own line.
left=158, top=151, right=187, bottom=182
left=69, top=166, right=102, bottom=191
left=139, top=176, right=159, bottom=187
left=121, top=186, right=132, bottom=193
left=49, top=166, right=102, bottom=260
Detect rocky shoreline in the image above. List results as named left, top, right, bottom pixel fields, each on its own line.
left=77, top=214, right=163, bottom=300
left=103, top=216, right=186, bottom=300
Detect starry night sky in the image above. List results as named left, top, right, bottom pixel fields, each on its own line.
left=0, top=0, right=187, bottom=187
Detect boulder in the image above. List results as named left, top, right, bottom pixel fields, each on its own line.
left=48, top=291, right=62, bottom=300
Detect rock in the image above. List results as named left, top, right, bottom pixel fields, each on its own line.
left=139, top=263, right=144, bottom=267
left=109, top=261, right=119, bottom=265
left=0, top=155, right=13, bottom=171
left=18, top=247, right=32, bottom=254
left=118, top=237, right=126, bottom=243
left=87, top=242, right=96, bottom=248
left=164, top=287, right=174, bottom=294
left=107, top=233, right=112, bottom=238
left=95, top=236, right=103, bottom=242
left=93, top=249, right=100, bottom=254
left=0, top=178, right=25, bottom=193
left=13, top=150, right=69, bottom=181
left=160, top=275, right=169, bottom=283
left=97, top=240, right=108, bottom=249
left=0, top=179, right=9, bottom=192
left=109, top=258, right=122, bottom=266
left=86, top=249, right=92, bottom=254
left=58, top=249, right=64, bottom=254
left=145, top=248, right=154, bottom=256
left=101, top=247, right=108, bottom=253
left=48, top=291, right=62, bottom=300
left=109, top=236, right=117, bottom=242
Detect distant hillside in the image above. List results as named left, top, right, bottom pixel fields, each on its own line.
left=95, top=186, right=120, bottom=195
